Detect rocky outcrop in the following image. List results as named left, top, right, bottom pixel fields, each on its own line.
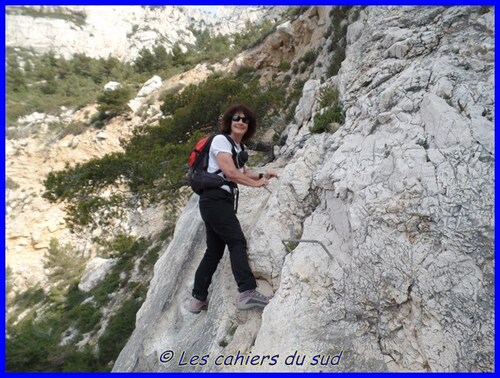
left=237, top=6, right=331, bottom=85
left=128, top=75, right=162, bottom=113
left=113, top=6, right=493, bottom=372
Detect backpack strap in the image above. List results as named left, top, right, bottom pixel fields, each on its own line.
left=222, top=134, right=243, bottom=162
left=221, top=134, right=243, bottom=213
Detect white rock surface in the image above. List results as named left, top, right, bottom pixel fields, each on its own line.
left=128, top=75, right=163, bottom=113
left=103, top=81, right=122, bottom=91
left=137, top=75, right=162, bottom=98
left=6, top=6, right=285, bottom=62
left=294, top=79, right=320, bottom=125
left=78, top=257, right=117, bottom=292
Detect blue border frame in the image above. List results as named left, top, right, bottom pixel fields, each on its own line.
left=2, top=1, right=499, bottom=5
left=2, top=5, right=7, bottom=376
left=2, top=0, right=497, bottom=375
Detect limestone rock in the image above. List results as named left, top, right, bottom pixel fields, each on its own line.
left=104, top=81, right=122, bottom=91
left=276, top=20, right=293, bottom=36
left=78, top=257, right=117, bottom=292
left=6, top=6, right=285, bottom=62
left=137, top=75, right=162, bottom=98
left=96, top=131, right=108, bottom=140
left=294, top=79, right=320, bottom=125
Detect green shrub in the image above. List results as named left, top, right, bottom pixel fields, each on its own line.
left=6, top=48, right=137, bottom=124
left=318, top=86, right=340, bottom=109
left=232, top=20, right=275, bottom=51
left=6, top=307, right=103, bottom=372
left=279, top=61, right=291, bottom=71
left=159, top=82, right=205, bottom=116
left=45, top=239, right=88, bottom=287
left=284, top=79, right=306, bottom=123
left=61, top=345, right=101, bottom=372
left=6, top=66, right=27, bottom=92
left=311, top=105, right=344, bottom=134
left=284, top=6, right=310, bottom=20
left=478, top=6, right=491, bottom=15
left=327, top=47, right=346, bottom=77
left=311, top=86, right=344, bottom=134
left=57, top=121, right=89, bottom=139
left=91, top=235, right=149, bottom=306
left=44, top=152, right=128, bottom=196
left=96, top=86, right=134, bottom=118
left=235, top=66, right=259, bottom=83
left=7, top=316, right=59, bottom=371
left=140, top=245, right=161, bottom=272
left=7, top=233, right=153, bottom=372
left=134, top=45, right=172, bottom=73
left=302, top=49, right=318, bottom=65
left=69, top=303, right=101, bottom=333
left=41, top=77, right=58, bottom=94
left=97, top=297, right=142, bottom=366
left=65, top=283, right=87, bottom=309
left=325, top=7, right=350, bottom=77
left=172, top=20, right=276, bottom=69
left=7, top=286, right=46, bottom=314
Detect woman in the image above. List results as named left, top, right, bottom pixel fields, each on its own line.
left=188, top=104, right=278, bottom=313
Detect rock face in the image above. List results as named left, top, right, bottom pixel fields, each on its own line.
left=113, top=6, right=493, bottom=372
left=6, top=5, right=284, bottom=62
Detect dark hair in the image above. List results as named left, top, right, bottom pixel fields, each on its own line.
left=220, top=104, right=257, bottom=142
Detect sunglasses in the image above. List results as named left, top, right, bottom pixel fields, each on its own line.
left=232, top=114, right=249, bottom=124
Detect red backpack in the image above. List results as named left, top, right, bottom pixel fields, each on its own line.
left=188, top=135, right=212, bottom=168
left=188, top=134, right=244, bottom=195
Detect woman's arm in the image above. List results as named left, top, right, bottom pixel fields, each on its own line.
left=216, top=153, right=269, bottom=188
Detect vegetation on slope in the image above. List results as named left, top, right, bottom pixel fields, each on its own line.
left=6, top=15, right=278, bottom=126
left=6, top=235, right=157, bottom=372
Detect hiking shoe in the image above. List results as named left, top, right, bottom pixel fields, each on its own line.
left=236, top=289, right=271, bottom=310
left=187, top=298, right=208, bottom=314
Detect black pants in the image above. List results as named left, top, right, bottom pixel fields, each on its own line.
left=192, top=188, right=257, bottom=301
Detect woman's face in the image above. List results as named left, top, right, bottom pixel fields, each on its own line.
left=230, top=112, right=249, bottom=139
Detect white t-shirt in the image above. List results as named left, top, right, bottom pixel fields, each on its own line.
left=208, top=134, right=243, bottom=193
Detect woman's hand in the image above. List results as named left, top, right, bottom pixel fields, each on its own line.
left=256, top=177, right=270, bottom=187
left=264, top=170, right=279, bottom=180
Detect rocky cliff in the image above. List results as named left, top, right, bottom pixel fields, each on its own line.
left=112, top=6, right=493, bottom=372
left=6, top=5, right=284, bottom=61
